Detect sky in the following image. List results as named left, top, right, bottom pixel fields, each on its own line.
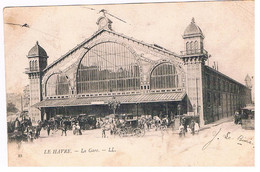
left=3, top=0, right=254, bottom=94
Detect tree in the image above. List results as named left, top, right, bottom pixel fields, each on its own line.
left=7, top=102, right=18, bottom=114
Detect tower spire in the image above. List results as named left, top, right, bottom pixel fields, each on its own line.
left=192, top=17, right=195, bottom=23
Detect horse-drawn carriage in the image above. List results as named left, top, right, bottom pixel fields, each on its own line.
left=240, top=105, right=254, bottom=130
left=118, top=119, right=145, bottom=137
left=78, top=114, right=97, bottom=130
left=8, top=117, right=37, bottom=143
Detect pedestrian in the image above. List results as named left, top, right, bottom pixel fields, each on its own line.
left=61, top=123, right=67, bottom=136
left=47, top=123, right=51, bottom=136
left=182, top=117, right=187, bottom=132
left=72, top=123, right=77, bottom=135
left=170, top=118, right=175, bottom=131
left=110, top=122, right=115, bottom=135
left=194, top=121, right=200, bottom=134
left=234, top=111, right=240, bottom=124
left=76, top=123, right=82, bottom=135
left=27, top=126, right=34, bottom=142
left=190, top=120, right=195, bottom=135
left=35, top=122, right=42, bottom=138
left=14, top=117, right=20, bottom=131
left=101, top=121, right=107, bottom=138
left=178, top=123, right=185, bottom=137
left=187, top=125, right=191, bottom=133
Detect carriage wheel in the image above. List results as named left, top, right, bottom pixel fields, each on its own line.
left=133, top=128, right=142, bottom=137
left=140, top=129, right=145, bottom=137
left=119, top=129, right=126, bottom=137
left=161, top=125, right=167, bottom=131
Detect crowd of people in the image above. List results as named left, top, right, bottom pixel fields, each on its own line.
left=97, top=115, right=172, bottom=138
left=8, top=113, right=201, bottom=141
left=178, top=117, right=200, bottom=137
left=8, top=116, right=37, bottom=143
left=97, top=114, right=201, bottom=138
left=43, top=117, right=84, bottom=136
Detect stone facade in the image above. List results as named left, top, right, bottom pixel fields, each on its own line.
left=25, top=17, right=252, bottom=125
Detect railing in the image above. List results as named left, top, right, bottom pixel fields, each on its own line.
left=25, top=67, right=39, bottom=72
left=180, top=49, right=208, bottom=56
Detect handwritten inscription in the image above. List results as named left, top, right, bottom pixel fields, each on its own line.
left=224, top=132, right=231, bottom=139
left=237, top=135, right=254, bottom=145
left=202, top=128, right=221, bottom=150
left=202, top=128, right=254, bottom=150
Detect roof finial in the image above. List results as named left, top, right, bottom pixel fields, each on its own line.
left=99, top=9, right=107, bottom=17
left=192, top=17, right=195, bottom=23
left=36, top=41, right=39, bottom=45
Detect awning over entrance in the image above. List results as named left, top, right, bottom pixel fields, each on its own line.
left=33, top=92, right=186, bottom=108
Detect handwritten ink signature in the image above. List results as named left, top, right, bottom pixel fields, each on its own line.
left=202, top=129, right=254, bottom=150
left=224, top=132, right=231, bottom=139
left=202, top=128, right=222, bottom=151
left=237, top=135, right=254, bottom=145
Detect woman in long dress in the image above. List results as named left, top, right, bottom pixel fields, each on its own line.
left=194, top=122, right=200, bottom=134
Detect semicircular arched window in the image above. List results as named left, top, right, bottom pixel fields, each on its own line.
left=150, top=63, right=179, bottom=89
left=46, top=74, right=70, bottom=96
left=186, top=42, right=190, bottom=53
left=77, top=42, right=140, bottom=94
left=194, top=41, right=198, bottom=53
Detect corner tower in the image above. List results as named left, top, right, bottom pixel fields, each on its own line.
left=181, top=18, right=208, bottom=126
left=245, top=74, right=252, bottom=88
left=25, top=41, right=48, bottom=122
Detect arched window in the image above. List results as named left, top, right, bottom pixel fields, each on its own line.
left=150, top=63, right=179, bottom=89
left=46, top=74, right=70, bottom=96
left=186, top=42, right=190, bottom=51
left=35, top=60, right=38, bottom=71
left=194, top=41, right=198, bottom=53
left=29, top=61, right=32, bottom=70
left=32, top=60, right=35, bottom=70
left=77, top=42, right=140, bottom=94
left=190, top=41, right=194, bottom=51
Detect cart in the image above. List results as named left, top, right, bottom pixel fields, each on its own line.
left=119, top=119, right=145, bottom=137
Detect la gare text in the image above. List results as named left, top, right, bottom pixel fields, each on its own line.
left=44, top=147, right=116, bottom=154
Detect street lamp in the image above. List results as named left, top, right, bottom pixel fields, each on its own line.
left=108, top=96, right=121, bottom=116
left=177, top=104, right=182, bottom=116
left=193, top=104, right=196, bottom=116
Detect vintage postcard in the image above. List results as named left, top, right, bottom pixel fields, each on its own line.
left=3, top=0, right=255, bottom=166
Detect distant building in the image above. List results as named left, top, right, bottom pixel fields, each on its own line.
left=245, top=74, right=254, bottom=104
left=25, top=16, right=252, bottom=125
left=22, top=85, right=30, bottom=112
left=6, top=93, right=22, bottom=113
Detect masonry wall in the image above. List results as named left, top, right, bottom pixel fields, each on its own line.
left=202, top=66, right=251, bottom=124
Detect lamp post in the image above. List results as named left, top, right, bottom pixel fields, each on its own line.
left=193, top=104, right=196, bottom=116
left=177, top=104, right=182, bottom=116
left=108, top=96, right=121, bottom=116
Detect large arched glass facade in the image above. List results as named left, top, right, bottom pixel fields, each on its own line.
left=150, top=63, right=179, bottom=89
left=77, top=42, right=140, bottom=94
left=46, top=74, right=70, bottom=96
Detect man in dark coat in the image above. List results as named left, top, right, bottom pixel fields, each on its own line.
left=61, top=123, right=67, bottom=136
left=190, top=120, right=195, bottom=135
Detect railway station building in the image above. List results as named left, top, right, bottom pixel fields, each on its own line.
left=26, top=16, right=252, bottom=126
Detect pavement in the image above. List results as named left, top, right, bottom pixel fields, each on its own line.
left=8, top=118, right=254, bottom=166
left=200, top=116, right=234, bottom=131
